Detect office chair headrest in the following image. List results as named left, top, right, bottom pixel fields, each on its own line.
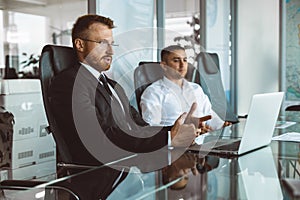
left=41, top=45, right=77, bottom=75
left=135, top=62, right=164, bottom=87
left=198, top=52, right=219, bottom=74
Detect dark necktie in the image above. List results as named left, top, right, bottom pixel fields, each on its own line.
left=99, top=74, right=112, bottom=96
left=99, top=74, right=131, bottom=129
left=99, top=73, right=125, bottom=114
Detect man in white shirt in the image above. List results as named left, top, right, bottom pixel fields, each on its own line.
left=140, top=45, right=228, bottom=130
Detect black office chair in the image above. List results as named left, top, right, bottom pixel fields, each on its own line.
left=39, top=45, right=75, bottom=165
left=2, top=45, right=132, bottom=198
left=197, top=52, right=239, bottom=123
left=134, top=61, right=200, bottom=114
left=39, top=44, right=98, bottom=171
left=0, top=45, right=78, bottom=199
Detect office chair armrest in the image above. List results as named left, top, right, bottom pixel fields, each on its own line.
left=238, top=114, right=248, bottom=119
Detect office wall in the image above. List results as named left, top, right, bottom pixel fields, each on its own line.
left=285, top=0, right=300, bottom=102
left=236, top=0, right=279, bottom=115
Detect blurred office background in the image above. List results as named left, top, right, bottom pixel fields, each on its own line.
left=0, top=0, right=299, bottom=115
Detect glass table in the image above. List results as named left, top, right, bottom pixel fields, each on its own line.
left=1, top=112, right=300, bottom=200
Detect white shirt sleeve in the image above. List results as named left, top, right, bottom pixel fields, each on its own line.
left=208, top=110, right=225, bottom=130
left=140, top=87, right=163, bottom=126
left=193, top=84, right=224, bottom=130
left=193, top=84, right=213, bottom=116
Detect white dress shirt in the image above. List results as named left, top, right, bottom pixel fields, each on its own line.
left=81, top=62, right=125, bottom=113
left=140, top=76, right=224, bottom=130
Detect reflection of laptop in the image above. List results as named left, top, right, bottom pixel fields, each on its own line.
left=238, top=146, right=283, bottom=200
left=189, top=92, right=284, bottom=157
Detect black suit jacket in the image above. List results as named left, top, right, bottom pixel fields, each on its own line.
left=49, top=63, right=170, bottom=165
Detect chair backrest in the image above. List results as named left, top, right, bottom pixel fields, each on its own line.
left=134, top=61, right=200, bottom=114
left=197, top=52, right=239, bottom=123
left=39, top=44, right=77, bottom=163
left=134, top=62, right=163, bottom=114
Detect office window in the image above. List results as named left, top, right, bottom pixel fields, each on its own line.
left=97, top=0, right=155, bottom=106
left=205, top=0, right=231, bottom=98
left=165, top=0, right=231, bottom=98
left=165, top=0, right=199, bottom=66
left=0, top=0, right=87, bottom=77
left=3, top=11, right=46, bottom=75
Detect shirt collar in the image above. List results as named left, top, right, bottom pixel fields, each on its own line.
left=80, top=62, right=102, bottom=80
left=162, top=76, right=187, bottom=89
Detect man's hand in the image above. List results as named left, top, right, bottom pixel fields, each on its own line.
left=223, top=121, right=232, bottom=127
left=171, top=103, right=198, bottom=147
left=198, top=115, right=212, bottom=134
left=183, top=102, right=199, bottom=127
left=171, top=124, right=196, bottom=147
left=184, top=103, right=212, bottom=131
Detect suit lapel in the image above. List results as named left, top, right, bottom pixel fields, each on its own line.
left=76, top=64, right=131, bottom=127
left=76, top=64, right=112, bottom=105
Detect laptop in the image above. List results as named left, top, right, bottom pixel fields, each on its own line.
left=189, top=92, right=284, bottom=157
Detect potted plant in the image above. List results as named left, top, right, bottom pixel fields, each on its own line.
left=19, top=52, right=40, bottom=78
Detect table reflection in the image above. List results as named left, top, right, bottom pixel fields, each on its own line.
left=1, top=111, right=300, bottom=199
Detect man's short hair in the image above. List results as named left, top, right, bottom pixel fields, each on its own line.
left=71, top=14, right=115, bottom=47
left=160, top=45, right=185, bottom=62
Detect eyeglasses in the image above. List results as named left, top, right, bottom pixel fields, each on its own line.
left=80, top=38, right=119, bottom=47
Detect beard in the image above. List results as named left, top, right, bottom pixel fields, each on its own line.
left=85, top=55, right=112, bottom=72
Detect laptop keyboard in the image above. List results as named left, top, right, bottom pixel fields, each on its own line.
left=214, top=140, right=241, bottom=151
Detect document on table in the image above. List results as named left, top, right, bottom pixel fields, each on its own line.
left=272, top=132, right=300, bottom=142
